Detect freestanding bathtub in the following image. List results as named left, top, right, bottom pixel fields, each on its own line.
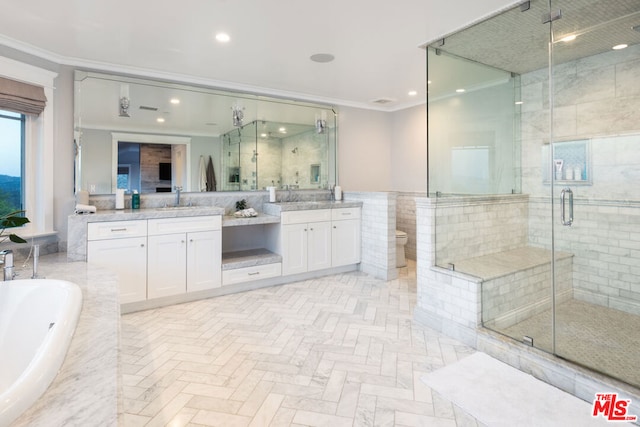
left=0, top=279, right=82, bottom=426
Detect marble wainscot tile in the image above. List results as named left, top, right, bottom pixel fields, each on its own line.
left=11, top=254, right=120, bottom=427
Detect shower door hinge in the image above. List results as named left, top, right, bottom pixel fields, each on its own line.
left=542, top=9, right=562, bottom=24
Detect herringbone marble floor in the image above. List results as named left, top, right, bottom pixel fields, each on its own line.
left=120, top=262, right=483, bottom=426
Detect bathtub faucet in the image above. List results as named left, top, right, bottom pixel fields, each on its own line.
left=0, top=249, right=15, bottom=281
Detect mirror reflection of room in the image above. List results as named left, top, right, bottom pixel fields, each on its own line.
left=74, top=71, right=337, bottom=195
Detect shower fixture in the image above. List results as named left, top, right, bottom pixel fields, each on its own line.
left=315, top=111, right=327, bottom=134
left=291, top=147, right=298, bottom=154
left=232, top=104, right=244, bottom=126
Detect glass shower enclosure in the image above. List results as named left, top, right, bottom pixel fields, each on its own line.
left=427, top=0, right=640, bottom=388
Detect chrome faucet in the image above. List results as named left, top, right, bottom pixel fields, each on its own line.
left=31, top=244, right=40, bottom=279
left=174, top=186, right=182, bottom=206
left=0, top=249, right=15, bottom=281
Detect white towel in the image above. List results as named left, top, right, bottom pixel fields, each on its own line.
left=198, top=155, right=207, bottom=192
left=233, top=208, right=258, bottom=218
left=75, top=204, right=96, bottom=214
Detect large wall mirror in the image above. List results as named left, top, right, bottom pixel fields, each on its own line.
left=74, top=71, right=337, bottom=195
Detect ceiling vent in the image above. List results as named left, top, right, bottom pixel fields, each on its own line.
left=371, top=98, right=394, bottom=105
left=139, top=105, right=158, bottom=111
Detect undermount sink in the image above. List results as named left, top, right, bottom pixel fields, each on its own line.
left=155, top=205, right=199, bottom=211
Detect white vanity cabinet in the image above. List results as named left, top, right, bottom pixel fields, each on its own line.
left=87, top=220, right=148, bottom=304
left=281, top=209, right=332, bottom=275
left=331, top=208, right=361, bottom=267
left=147, top=216, right=222, bottom=298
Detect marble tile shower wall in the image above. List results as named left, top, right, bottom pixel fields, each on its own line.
left=345, top=192, right=398, bottom=281
left=529, top=199, right=640, bottom=316
left=483, top=257, right=573, bottom=330
left=434, top=195, right=529, bottom=266
left=521, top=44, right=640, bottom=316
left=396, top=192, right=427, bottom=261
left=414, top=197, right=480, bottom=346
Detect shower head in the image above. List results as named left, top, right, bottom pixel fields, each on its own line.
left=291, top=147, right=298, bottom=154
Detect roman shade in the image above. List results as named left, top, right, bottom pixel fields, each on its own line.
left=0, top=76, right=47, bottom=115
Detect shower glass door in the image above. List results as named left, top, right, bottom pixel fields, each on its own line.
left=550, top=0, right=640, bottom=387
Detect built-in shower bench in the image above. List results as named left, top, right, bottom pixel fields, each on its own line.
left=444, top=246, right=574, bottom=330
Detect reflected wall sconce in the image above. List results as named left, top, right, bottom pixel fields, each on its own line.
left=232, top=104, right=244, bottom=126
left=315, top=111, right=327, bottom=134
left=119, top=84, right=130, bottom=117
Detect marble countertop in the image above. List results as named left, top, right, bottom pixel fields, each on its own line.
left=69, top=205, right=225, bottom=222
left=11, top=254, right=119, bottom=427
left=222, top=214, right=280, bottom=227
left=263, top=200, right=362, bottom=214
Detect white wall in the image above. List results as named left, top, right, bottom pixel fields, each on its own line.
left=53, top=66, right=75, bottom=247
left=337, top=106, right=392, bottom=191
left=390, top=104, right=427, bottom=192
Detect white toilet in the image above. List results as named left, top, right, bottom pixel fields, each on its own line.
left=396, top=230, right=408, bottom=267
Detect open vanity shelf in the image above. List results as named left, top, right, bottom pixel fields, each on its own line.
left=222, top=248, right=282, bottom=270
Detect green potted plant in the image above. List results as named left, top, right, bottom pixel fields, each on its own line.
left=0, top=210, right=30, bottom=244
left=235, top=199, right=247, bottom=211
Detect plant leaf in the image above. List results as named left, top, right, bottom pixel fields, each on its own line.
left=9, top=234, right=27, bottom=244
left=0, top=216, right=30, bottom=228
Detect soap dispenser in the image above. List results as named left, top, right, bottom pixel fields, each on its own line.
left=132, top=190, right=140, bottom=209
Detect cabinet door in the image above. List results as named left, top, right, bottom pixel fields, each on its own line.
left=148, top=234, right=187, bottom=298
left=307, top=221, right=332, bottom=272
left=282, top=223, right=308, bottom=275
left=332, top=219, right=361, bottom=267
left=88, top=237, right=147, bottom=304
left=187, top=230, right=222, bottom=292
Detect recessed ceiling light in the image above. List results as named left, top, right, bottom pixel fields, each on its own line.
left=156, top=117, right=165, bottom=123
left=428, top=80, right=432, bottom=84
left=170, top=98, right=180, bottom=104
left=310, top=53, right=335, bottom=63
left=408, top=90, right=418, bottom=96
left=260, top=133, right=267, bottom=138
left=613, top=44, right=628, bottom=50
left=559, top=34, right=577, bottom=42
left=278, top=127, right=287, bottom=133
left=456, top=88, right=465, bottom=93
left=515, top=101, right=524, bottom=105
left=215, top=33, right=230, bottom=43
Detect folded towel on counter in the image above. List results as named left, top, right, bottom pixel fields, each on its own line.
left=75, top=204, right=97, bottom=214
left=233, top=208, right=258, bottom=218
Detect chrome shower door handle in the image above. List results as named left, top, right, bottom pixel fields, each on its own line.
left=560, top=187, right=573, bottom=226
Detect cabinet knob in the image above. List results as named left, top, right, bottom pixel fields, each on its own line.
left=140, top=244, right=145, bottom=247
left=333, top=226, right=337, bottom=229
left=304, top=228, right=307, bottom=232
left=310, top=228, right=314, bottom=231
left=181, top=240, right=185, bottom=243
left=190, top=239, right=194, bottom=242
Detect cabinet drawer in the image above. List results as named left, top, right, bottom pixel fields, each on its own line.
left=148, top=215, right=221, bottom=235
left=281, top=209, right=331, bottom=225
left=88, top=220, right=147, bottom=240
left=331, top=207, right=361, bottom=221
left=222, top=263, right=282, bottom=286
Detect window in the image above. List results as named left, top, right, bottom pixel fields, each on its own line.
left=0, top=110, right=25, bottom=216
left=0, top=55, right=57, bottom=237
